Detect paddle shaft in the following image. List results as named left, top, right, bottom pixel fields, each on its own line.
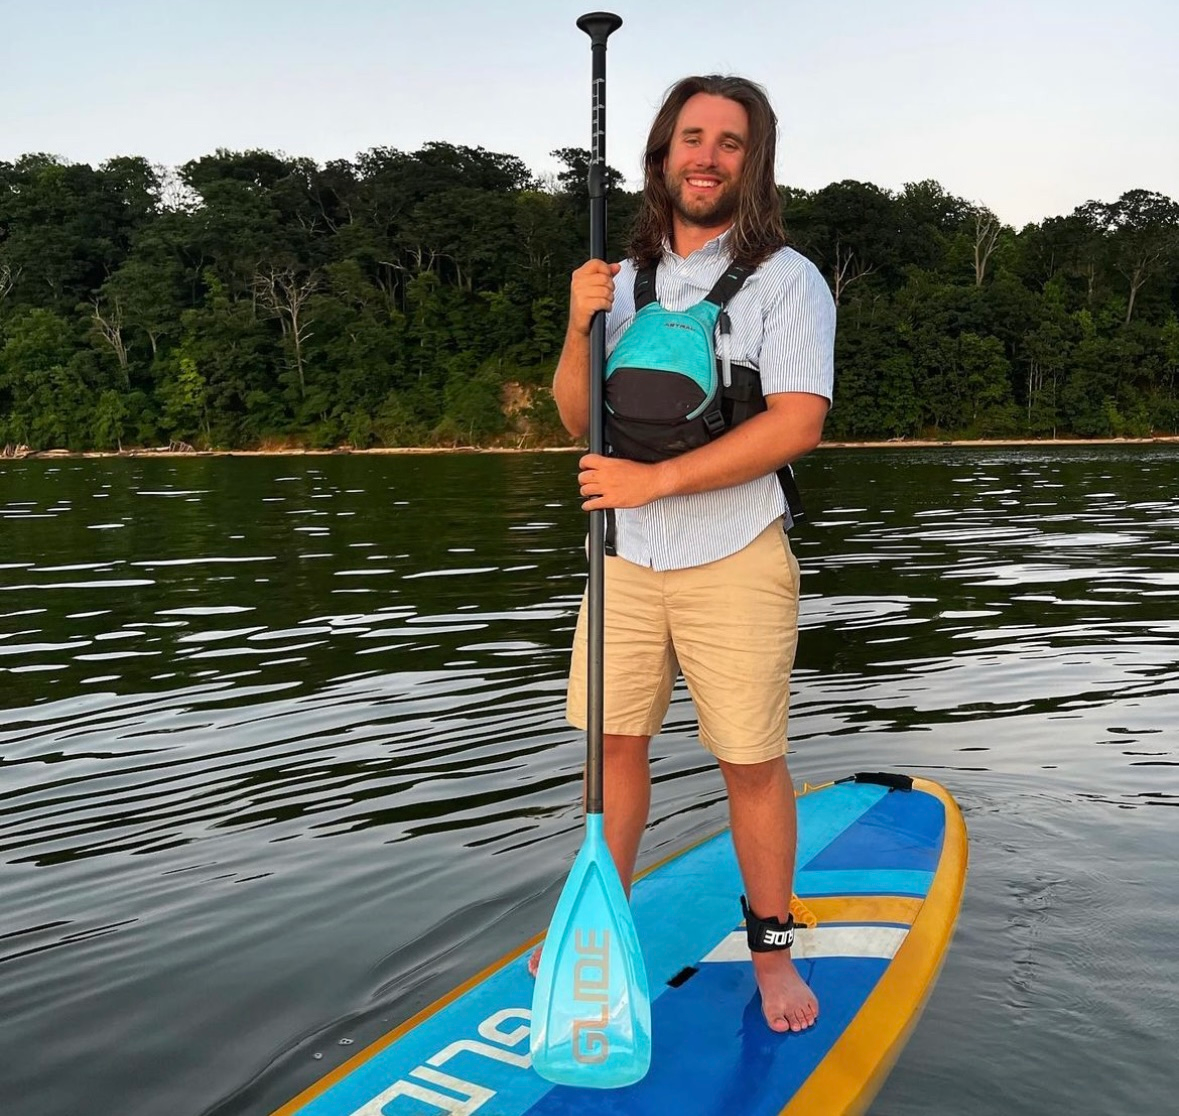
left=577, top=12, right=621, bottom=815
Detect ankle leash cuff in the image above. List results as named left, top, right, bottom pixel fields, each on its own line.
left=741, top=895, right=795, bottom=952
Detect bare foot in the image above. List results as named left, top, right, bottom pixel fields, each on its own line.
left=751, top=950, right=818, bottom=1033
left=527, top=942, right=543, bottom=978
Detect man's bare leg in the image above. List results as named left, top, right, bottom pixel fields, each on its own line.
left=717, top=754, right=818, bottom=1033
left=529, top=733, right=651, bottom=975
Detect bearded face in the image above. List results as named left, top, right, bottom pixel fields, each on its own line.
left=665, top=165, right=741, bottom=229
left=661, top=93, right=749, bottom=234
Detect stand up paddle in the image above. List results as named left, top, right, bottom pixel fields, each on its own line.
left=530, top=11, right=652, bottom=1090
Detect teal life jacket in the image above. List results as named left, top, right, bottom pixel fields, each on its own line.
left=603, top=261, right=804, bottom=536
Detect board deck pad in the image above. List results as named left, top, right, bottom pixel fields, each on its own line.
left=275, top=775, right=967, bottom=1116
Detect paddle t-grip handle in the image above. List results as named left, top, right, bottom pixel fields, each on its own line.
left=577, top=14, right=621, bottom=221
left=576, top=11, right=620, bottom=816
left=576, top=11, right=622, bottom=43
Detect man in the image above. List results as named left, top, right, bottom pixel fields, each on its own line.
left=541, top=75, right=834, bottom=1034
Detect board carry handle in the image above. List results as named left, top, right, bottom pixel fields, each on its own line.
left=840, top=771, right=915, bottom=791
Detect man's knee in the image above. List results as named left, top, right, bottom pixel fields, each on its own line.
left=717, top=754, right=789, bottom=792
left=603, top=734, right=651, bottom=763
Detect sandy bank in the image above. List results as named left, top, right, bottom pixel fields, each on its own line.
left=3, top=436, right=1178, bottom=461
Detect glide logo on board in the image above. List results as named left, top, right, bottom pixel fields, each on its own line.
left=570, top=929, right=611, bottom=1064
left=347, top=1007, right=530, bottom=1114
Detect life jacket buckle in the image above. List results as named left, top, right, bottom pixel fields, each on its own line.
left=703, top=410, right=726, bottom=437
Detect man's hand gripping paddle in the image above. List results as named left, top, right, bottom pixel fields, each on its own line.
left=529, top=11, right=652, bottom=1090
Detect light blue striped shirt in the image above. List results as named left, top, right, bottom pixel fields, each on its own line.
left=604, top=231, right=836, bottom=571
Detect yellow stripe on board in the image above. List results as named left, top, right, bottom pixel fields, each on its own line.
left=781, top=778, right=969, bottom=1116
left=801, top=895, right=922, bottom=926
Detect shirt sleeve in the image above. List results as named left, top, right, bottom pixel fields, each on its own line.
left=756, top=251, right=836, bottom=402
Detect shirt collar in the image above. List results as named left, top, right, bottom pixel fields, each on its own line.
left=662, top=226, right=734, bottom=264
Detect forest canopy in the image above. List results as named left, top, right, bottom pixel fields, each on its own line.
left=1, top=143, right=1177, bottom=452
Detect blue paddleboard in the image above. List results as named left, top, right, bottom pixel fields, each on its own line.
left=274, top=773, right=968, bottom=1116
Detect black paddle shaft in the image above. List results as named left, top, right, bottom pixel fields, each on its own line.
left=576, top=11, right=621, bottom=816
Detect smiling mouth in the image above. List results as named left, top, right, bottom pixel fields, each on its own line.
left=685, top=177, right=721, bottom=189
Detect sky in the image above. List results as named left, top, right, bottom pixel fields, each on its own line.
left=3, top=0, right=1176, bottom=228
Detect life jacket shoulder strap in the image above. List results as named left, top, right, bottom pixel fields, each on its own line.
left=632, top=260, right=755, bottom=313
left=633, top=265, right=658, bottom=312
left=705, top=262, right=755, bottom=306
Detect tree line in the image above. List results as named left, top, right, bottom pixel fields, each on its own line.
left=1, top=142, right=1177, bottom=452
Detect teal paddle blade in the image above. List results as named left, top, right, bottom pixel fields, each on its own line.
left=530, top=814, right=652, bottom=1088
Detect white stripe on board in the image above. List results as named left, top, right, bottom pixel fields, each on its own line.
left=700, top=925, right=909, bottom=964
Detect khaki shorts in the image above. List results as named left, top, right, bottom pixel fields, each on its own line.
left=566, top=520, right=801, bottom=764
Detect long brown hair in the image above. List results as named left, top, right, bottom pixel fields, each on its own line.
left=628, top=75, right=786, bottom=269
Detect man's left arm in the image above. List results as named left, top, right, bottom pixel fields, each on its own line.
left=577, top=393, right=827, bottom=508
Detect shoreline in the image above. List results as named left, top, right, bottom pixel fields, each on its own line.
left=3, top=435, right=1178, bottom=461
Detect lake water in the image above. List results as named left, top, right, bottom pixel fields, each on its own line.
left=1, top=446, right=1176, bottom=1116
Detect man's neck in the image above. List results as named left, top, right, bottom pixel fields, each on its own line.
left=671, top=219, right=734, bottom=259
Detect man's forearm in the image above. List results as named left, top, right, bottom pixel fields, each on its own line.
left=552, top=326, right=591, bottom=438
left=652, top=394, right=828, bottom=498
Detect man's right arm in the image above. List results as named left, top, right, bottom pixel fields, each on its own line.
left=552, top=259, right=621, bottom=438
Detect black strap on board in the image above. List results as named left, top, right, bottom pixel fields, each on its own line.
left=837, top=772, right=915, bottom=792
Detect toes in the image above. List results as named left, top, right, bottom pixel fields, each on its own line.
left=765, top=1000, right=818, bottom=1033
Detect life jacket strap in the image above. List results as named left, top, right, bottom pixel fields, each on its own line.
left=634, top=265, right=658, bottom=312
left=777, top=464, right=805, bottom=525
left=706, top=262, right=755, bottom=306
left=633, top=261, right=755, bottom=313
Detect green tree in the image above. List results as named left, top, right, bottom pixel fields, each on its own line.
left=159, top=354, right=210, bottom=444
left=788, top=180, right=901, bottom=302
left=0, top=308, right=91, bottom=448
left=440, top=364, right=507, bottom=443
left=92, top=389, right=129, bottom=450
left=1095, top=190, right=1179, bottom=322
